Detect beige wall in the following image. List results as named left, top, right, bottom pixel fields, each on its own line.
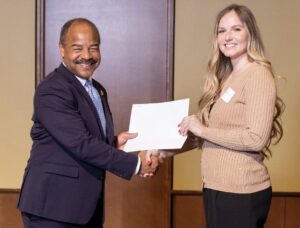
left=173, top=0, right=300, bottom=192
left=0, top=0, right=35, bottom=188
left=1, top=0, right=299, bottom=192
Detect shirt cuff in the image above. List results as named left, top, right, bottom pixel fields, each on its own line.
left=134, top=156, right=141, bottom=175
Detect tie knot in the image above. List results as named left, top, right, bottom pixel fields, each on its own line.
left=85, top=80, right=93, bottom=88
left=85, top=80, right=94, bottom=92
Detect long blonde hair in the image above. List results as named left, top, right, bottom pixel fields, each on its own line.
left=198, top=4, right=284, bottom=157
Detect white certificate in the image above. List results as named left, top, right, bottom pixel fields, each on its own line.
left=124, top=98, right=189, bottom=152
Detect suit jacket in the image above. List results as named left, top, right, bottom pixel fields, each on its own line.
left=18, top=64, right=138, bottom=225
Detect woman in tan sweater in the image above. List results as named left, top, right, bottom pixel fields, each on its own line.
left=177, top=4, right=284, bottom=228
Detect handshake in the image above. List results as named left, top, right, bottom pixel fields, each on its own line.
left=137, top=150, right=171, bottom=178
left=117, top=132, right=174, bottom=179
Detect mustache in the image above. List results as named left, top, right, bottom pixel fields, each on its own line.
left=73, top=58, right=97, bottom=65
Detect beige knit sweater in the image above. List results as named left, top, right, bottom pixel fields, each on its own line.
left=201, top=62, right=276, bottom=193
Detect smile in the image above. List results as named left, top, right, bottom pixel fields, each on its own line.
left=78, top=63, right=95, bottom=70
left=225, top=43, right=236, bottom=48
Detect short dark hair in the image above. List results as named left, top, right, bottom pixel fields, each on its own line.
left=59, top=18, right=101, bottom=45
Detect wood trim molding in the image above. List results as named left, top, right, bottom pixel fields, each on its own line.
left=1, top=189, right=299, bottom=196
left=171, top=190, right=300, bottom=196
left=35, top=0, right=45, bottom=86
left=272, top=192, right=300, bottom=197
left=0, top=189, right=20, bottom=193
left=166, top=0, right=174, bottom=101
left=1, top=189, right=300, bottom=196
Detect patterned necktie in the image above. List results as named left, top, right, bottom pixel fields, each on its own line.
left=85, top=80, right=106, bottom=135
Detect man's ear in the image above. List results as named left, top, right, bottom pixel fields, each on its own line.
left=59, top=43, right=65, bottom=58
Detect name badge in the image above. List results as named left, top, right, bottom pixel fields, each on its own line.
left=221, top=87, right=235, bottom=103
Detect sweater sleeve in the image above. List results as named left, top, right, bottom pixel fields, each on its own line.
left=201, top=67, right=276, bottom=152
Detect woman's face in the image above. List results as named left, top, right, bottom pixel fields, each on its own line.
left=217, top=10, right=249, bottom=63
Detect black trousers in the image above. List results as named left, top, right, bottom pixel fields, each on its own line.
left=22, top=200, right=103, bottom=228
left=203, top=187, right=272, bottom=228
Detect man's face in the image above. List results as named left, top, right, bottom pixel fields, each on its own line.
left=59, top=22, right=101, bottom=79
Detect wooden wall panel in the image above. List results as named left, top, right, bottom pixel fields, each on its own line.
left=0, top=191, right=22, bottom=228
left=36, top=0, right=174, bottom=227
left=172, top=194, right=206, bottom=228
left=265, top=197, right=285, bottom=228
left=1, top=191, right=300, bottom=227
left=285, top=197, right=300, bottom=228
left=172, top=192, right=300, bottom=228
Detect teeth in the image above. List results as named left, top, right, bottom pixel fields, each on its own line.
left=225, top=43, right=235, bottom=48
left=80, top=63, right=91, bottom=69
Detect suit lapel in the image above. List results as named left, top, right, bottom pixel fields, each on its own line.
left=57, top=64, right=107, bottom=138
left=92, top=80, right=115, bottom=145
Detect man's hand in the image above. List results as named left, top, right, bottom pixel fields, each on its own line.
left=117, top=132, right=138, bottom=150
left=145, top=149, right=173, bottom=164
left=138, top=151, right=159, bottom=178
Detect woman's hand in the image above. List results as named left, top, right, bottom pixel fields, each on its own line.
left=178, top=115, right=204, bottom=137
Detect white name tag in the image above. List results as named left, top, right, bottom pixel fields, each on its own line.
left=221, top=87, right=235, bottom=103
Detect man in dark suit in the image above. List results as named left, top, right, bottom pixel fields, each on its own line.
left=18, top=18, right=159, bottom=228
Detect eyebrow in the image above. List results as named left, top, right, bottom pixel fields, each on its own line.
left=218, top=24, right=244, bottom=29
left=232, top=24, right=244, bottom=28
left=71, top=43, right=99, bottom=47
left=71, top=44, right=83, bottom=47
